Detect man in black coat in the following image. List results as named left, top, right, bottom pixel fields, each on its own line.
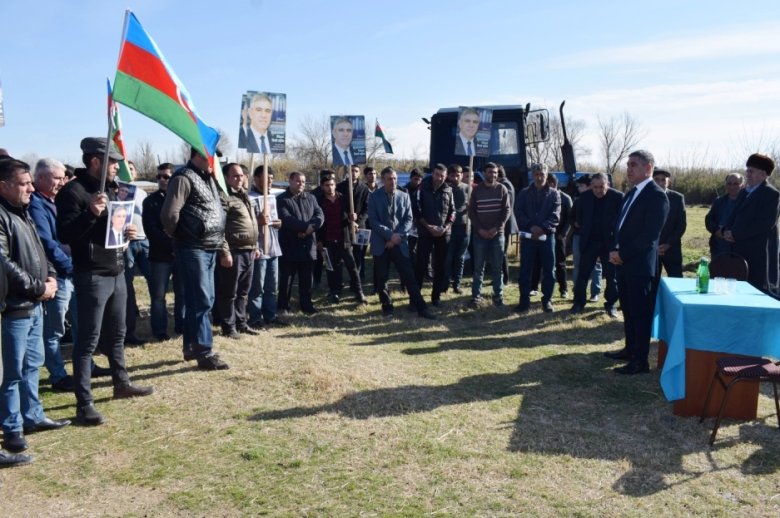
left=337, top=165, right=369, bottom=284
left=606, top=150, right=669, bottom=375
left=705, top=173, right=744, bottom=258
left=277, top=171, right=324, bottom=314
left=570, top=172, right=623, bottom=316
left=653, top=169, right=687, bottom=277
left=723, top=153, right=780, bottom=292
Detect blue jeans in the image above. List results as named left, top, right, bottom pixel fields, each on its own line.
left=1, top=305, right=46, bottom=432
left=175, top=247, right=216, bottom=358
left=519, top=235, right=556, bottom=305
left=42, top=277, right=74, bottom=384
left=444, top=226, right=470, bottom=290
left=471, top=232, right=505, bottom=299
left=149, top=261, right=185, bottom=337
left=247, top=257, right=279, bottom=325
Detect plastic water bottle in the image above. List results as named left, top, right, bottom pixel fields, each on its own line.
left=696, top=257, right=710, bottom=294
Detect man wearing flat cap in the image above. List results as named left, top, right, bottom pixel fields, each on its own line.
left=652, top=168, right=686, bottom=278
left=56, top=137, right=154, bottom=426
left=723, top=153, right=780, bottom=292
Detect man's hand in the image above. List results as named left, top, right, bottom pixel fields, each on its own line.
left=305, top=224, right=315, bottom=236
left=90, top=193, right=108, bottom=217
left=125, top=223, right=138, bottom=241
left=657, top=243, right=670, bottom=255
left=723, top=230, right=735, bottom=242
left=609, top=250, right=623, bottom=265
left=530, top=225, right=545, bottom=240
left=220, top=254, right=233, bottom=268
left=272, top=219, right=282, bottom=229
left=252, top=249, right=261, bottom=260
left=390, top=233, right=403, bottom=246
left=316, top=241, right=324, bottom=252
left=258, top=213, right=268, bottom=226
left=39, top=277, right=58, bottom=301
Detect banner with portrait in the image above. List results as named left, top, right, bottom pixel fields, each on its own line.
left=238, top=91, right=286, bottom=154
left=454, top=106, right=493, bottom=157
left=330, top=115, right=366, bottom=166
left=105, top=200, right=134, bottom=249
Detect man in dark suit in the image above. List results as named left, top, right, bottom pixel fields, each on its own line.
left=653, top=169, right=686, bottom=277
left=705, top=173, right=744, bottom=257
left=606, top=150, right=669, bottom=375
left=723, top=153, right=780, bottom=292
left=245, top=93, right=274, bottom=154
left=337, top=165, right=370, bottom=283
left=569, top=172, right=623, bottom=316
left=107, top=205, right=128, bottom=247
left=332, top=117, right=358, bottom=166
left=454, top=108, right=479, bottom=156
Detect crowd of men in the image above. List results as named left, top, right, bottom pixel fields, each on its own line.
left=1, top=139, right=778, bottom=468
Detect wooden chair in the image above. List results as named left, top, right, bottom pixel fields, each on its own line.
left=709, top=252, right=749, bottom=281
left=700, top=356, right=780, bottom=445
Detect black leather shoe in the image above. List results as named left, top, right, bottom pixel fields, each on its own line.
left=381, top=305, right=394, bottom=317
left=197, top=354, right=229, bottom=371
left=266, top=318, right=290, bottom=327
left=113, top=383, right=155, bottom=399
left=51, top=375, right=75, bottom=392
left=418, top=308, right=437, bottom=320
left=614, top=362, right=650, bottom=375
left=154, top=333, right=171, bottom=341
left=513, top=303, right=530, bottom=314
left=222, top=329, right=241, bottom=340
left=75, top=404, right=104, bottom=426
left=2, top=432, right=28, bottom=453
left=91, top=365, right=112, bottom=378
left=569, top=304, right=585, bottom=314
left=0, top=450, right=33, bottom=468
left=238, top=325, right=264, bottom=335
left=301, top=306, right=318, bottom=315
left=452, top=286, right=463, bottom=295
left=124, top=335, right=147, bottom=347
left=604, top=349, right=632, bottom=360
left=24, top=417, right=71, bottom=434
left=542, top=301, right=555, bottom=313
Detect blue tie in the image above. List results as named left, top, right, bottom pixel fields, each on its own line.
left=260, top=136, right=268, bottom=154
left=343, top=150, right=351, bottom=165
left=467, top=141, right=473, bottom=156
left=617, top=187, right=637, bottom=230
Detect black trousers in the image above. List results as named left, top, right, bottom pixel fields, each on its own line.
left=617, top=270, right=654, bottom=366
left=531, top=238, right=567, bottom=294
left=278, top=258, right=314, bottom=312
left=374, top=247, right=426, bottom=312
left=215, top=249, right=255, bottom=331
left=324, top=241, right=362, bottom=295
left=658, top=246, right=683, bottom=278
left=415, top=234, right=449, bottom=301
left=72, top=272, right=131, bottom=406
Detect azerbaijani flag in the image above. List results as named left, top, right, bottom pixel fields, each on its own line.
left=375, top=120, right=393, bottom=154
left=107, top=78, right=132, bottom=182
left=112, top=11, right=225, bottom=191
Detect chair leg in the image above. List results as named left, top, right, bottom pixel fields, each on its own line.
left=709, top=376, right=739, bottom=446
left=773, top=381, right=780, bottom=430
left=700, top=372, right=719, bottom=423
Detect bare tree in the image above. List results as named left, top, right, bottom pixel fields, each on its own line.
left=133, top=140, right=157, bottom=180
left=527, top=113, right=589, bottom=170
left=288, top=114, right=332, bottom=171
left=598, top=112, right=644, bottom=176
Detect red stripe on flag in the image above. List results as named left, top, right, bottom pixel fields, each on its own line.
left=118, top=41, right=180, bottom=106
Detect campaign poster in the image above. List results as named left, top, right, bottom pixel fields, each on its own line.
left=454, top=106, right=493, bottom=157
left=105, top=200, right=134, bottom=249
left=330, top=115, right=366, bottom=166
left=239, top=90, right=286, bottom=154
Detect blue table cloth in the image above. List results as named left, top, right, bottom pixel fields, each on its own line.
left=652, top=277, right=780, bottom=401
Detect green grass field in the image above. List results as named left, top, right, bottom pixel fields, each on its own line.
left=4, top=206, right=780, bottom=517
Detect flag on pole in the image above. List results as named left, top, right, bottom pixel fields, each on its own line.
left=107, top=78, right=132, bottom=182
left=112, top=10, right=225, bottom=191
left=375, top=120, right=393, bottom=154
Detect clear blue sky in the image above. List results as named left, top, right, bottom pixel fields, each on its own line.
left=2, top=0, right=779, bottom=168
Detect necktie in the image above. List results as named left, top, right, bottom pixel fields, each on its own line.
left=260, top=136, right=268, bottom=154
left=467, top=141, right=473, bottom=156
left=617, top=187, right=637, bottom=230
left=344, top=150, right=351, bottom=165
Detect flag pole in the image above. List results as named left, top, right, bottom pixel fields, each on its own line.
left=99, top=110, right=114, bottom=194
left=262, top=153, right=270, bottom=253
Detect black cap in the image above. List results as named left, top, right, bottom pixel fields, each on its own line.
left=80, top=137, right=123, bottom=161
left=653, top=168, right=671, bottom=178
left=746, top=153, right=775, bottom=175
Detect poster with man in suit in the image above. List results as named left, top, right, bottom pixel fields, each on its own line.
left=105, top=201, right=134, bottom=249
left=454, top=107, right=493, bottom=157
left=331, top=115, right=366, bottom=166
left=240, top=91, right=286, bottom=154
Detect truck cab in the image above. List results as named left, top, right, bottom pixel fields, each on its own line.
left=427, top=105, right=549, bottom=190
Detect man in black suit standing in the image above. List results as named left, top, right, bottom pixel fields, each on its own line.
left=653, top=169, right=686, bottom=277
left=723, top=153, right=780, bottom=293
left=606, top=150, right=669, bottom=375
left=569, top=172, right=622, bottom=317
